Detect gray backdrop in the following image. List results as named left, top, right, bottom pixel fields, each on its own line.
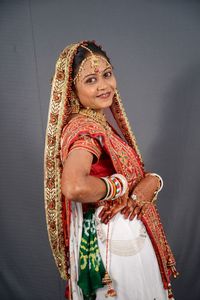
left=1, top=0, right=200, bottom=299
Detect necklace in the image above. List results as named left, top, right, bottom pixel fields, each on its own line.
left=78, top=108, right=109, bottom=130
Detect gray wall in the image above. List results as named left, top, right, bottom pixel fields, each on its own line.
left=1, top=0, right=200, bottom=299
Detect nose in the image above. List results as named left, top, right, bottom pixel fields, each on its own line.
left=97, top=77, right=107, bottom=91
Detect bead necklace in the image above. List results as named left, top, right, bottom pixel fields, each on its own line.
left=78, top=108, right=109, bottom=130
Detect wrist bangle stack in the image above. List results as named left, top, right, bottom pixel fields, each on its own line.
left=100, top=173, right=128, bottom=201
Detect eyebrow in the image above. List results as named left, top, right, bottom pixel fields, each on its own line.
left=82, top=66, right=112, bottom=80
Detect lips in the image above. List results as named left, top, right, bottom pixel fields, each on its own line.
left=97, top=91, right=111, bottom=99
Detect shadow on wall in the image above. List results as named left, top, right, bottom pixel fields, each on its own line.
left=149, top=63, right=200, bottom=300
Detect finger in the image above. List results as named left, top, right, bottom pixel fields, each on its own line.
left=121, top=207, right=126, bottom=214
left=135, top=206, right=143, bottom=220
left=129, top=211, right=136, bottom=221
left=104, top=215, right=112, bottom=224
left=103, top=210, right=115, bottom=224
left=137, top=210, right=143, bottom=220
left=137, top=203, right=148, bottom=219
left=100, top=209, right=113, bottom=223
left=129, top=206, right=141, bottom=221
left=124, top=208, right=132, bottom=219
left=103, top=206, right=122, bottom=224
left=104, top=209, right=119, bottom=224
left=98, top=207, right=110, bottom=218
left=121, top=206, right=130, bottom=215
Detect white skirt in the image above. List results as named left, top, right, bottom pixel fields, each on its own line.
left=69, top=203, right=169, bottom=300
left=95, top=207, right=169, bottom=300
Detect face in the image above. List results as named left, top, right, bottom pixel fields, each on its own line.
left=74, top=55, right=117, bottom=112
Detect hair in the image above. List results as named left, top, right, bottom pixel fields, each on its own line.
left=71, top=41, right=111, bottom=83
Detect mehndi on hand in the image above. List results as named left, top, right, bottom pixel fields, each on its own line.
left=121, top=173, right=162, bottom=220
left=98, top=191, right=129, bottom=224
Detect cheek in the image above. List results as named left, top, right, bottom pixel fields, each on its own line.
left=111, top=77, right=117, bottom=90
left=76, top=84, right=88, bottom=98
left=76, top=85, right=96, bottom=102
left=84, top=86, right=96, bottom=98
left=109, top=74, right=117, bottom=87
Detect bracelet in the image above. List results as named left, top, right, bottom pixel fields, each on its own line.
left=110, top=176, right=122, bottom=200
left=112, top=173, right=128, bottom=196
left=145, top=172, right=163, bottom=202
left=100, top=177, right=110, bottom=200
left=148, top=173, right=164, bottom=193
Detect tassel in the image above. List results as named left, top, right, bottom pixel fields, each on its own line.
left=171, top=266, right=179, bottom=278
left=105, top=285, right=117, bottom=297
left=103, top=223, right=117, bottom=297
left=102, top=271, right=112, bottom=285
left=167, top=283, right=175, bottom=299
left=102, top=271, right=117, bottom=297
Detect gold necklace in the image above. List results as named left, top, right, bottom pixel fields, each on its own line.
left=78, top=108, right=109, bottom=129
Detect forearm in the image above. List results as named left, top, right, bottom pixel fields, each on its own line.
left=131, top=173, right=161, bottom=202
left=61, top=174, right=107, bottom=203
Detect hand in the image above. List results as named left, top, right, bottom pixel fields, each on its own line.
left=98, top=192, right=129, bottom=224
left=121, top=198, right=149, bottom=220
left=121, top=175, right=160, bottom=220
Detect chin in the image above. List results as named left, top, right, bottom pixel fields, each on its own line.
left=101, top=100, right=113, bottom=109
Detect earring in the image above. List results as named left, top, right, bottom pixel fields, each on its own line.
left=70, top=91, right=80, bottom=113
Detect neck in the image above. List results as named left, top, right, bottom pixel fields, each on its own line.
left=94, top=108, right=104, bottom=114
left=78, top=107, right=108, bottom=129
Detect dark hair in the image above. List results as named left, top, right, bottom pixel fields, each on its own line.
left=71, top=41, right=111, bottom=82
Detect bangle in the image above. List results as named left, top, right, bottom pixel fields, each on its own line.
left=149, top=173, right=163, bottom=193
left=112, top=173, right=128, bottom=196
left=100, top=177, right=110, bottom=200
left=110, top=176, right=122, bottom=199
left=145, top=172, right=164, bottom=203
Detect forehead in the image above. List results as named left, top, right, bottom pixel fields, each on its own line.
left=78, top=55, right=111, bottom=76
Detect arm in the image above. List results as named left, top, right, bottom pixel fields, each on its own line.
left=61, top=148, right=107, bottom=203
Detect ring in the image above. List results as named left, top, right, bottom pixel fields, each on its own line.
left=130, top=193, right=137, bottom=201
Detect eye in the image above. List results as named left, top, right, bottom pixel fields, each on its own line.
left=85, top=77, right=97, bottom=84
left=104, top=70, right=113, bottom=78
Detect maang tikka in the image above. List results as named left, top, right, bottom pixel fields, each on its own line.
left=73, top=45, right=112, bottom=83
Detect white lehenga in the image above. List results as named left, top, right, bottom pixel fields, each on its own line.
left=69, top=202, right=168, bottom=300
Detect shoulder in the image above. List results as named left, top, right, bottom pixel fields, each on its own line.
left=60, top=115, right=104, bottom=163
left=62, top=115, right=105, bottom=139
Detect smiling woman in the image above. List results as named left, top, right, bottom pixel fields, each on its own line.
left=44, top=40, right=178, bottom=300
left=72, top=43, right=116, bottom=112
left=74, top=55, right=116, bottom=111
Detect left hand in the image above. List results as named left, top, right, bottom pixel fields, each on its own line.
left=121, top=198, right=149, bottom=220
left=121, top=174, right=160, bottom=220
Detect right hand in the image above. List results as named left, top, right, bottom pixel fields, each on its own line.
left=98, top=192, right=129, bottom=224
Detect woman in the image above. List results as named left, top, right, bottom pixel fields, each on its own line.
left=44, top=41, right=178, bottom=300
